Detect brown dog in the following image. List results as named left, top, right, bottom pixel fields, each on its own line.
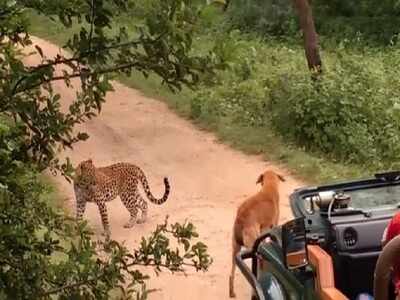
left=229, top=169, right=285, bottom=298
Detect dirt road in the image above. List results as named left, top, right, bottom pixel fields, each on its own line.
left=26, top=36, right=304, bottom=300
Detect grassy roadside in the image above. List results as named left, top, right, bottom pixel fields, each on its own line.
left=27, top=11, right=372, bottom=185
left=38, top=174, right=66, bottom=209
left=37, top=174, right=71, bottom=262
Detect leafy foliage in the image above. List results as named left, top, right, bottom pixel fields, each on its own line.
left=0, top=120, right=212, bottom=298
left=189, top=0, right=400, bottom=171
left=1, top=0, right=220, bottom=175
left=269, top=50, right=400, bottom=166
left=29, top=0, right=398, bottom=182
left=223, top=0, right=400, bottom=44
left=312, top=0, right=400, bottom=44
left=225, top=0, right=297, bottom=36
left=188, top=30, right=400, bottom=169
left=0, top=0, right=214, bottom=299
left=190, top=30, right=266, bottom=126
left=0, top=168, right=212, bottom=299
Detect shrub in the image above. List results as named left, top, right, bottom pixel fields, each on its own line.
left=0, top=118, right=213, bottom=299
left=0, top=1, right=215, bottom=298
left=191, top=79, right=266, bottom=126
left=226, top=0, right=297, bottom=36
left=190, top=31, right=267, bottom=126
left=188, top=30, right=400, bottom=169
left=269, top=48, right=400, bottom=166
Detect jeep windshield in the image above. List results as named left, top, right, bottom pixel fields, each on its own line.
left=346, top=185, right=400, bottom=209
left=291, top=172, right=400, bottom=216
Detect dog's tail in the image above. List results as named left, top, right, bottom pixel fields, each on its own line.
left=229, top=224, right=241, bottom=298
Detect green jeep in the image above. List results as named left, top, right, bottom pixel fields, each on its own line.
left=236, top=171, right=400, bottom=300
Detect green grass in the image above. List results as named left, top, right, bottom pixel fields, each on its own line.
left=111, top=71, right=370, bottom=184
left=35, top=175, right=71, bottom=264
left=27, top=11, right=375, bottom=185
left=39, top=174, right=65, bottom=210
left=115, top=68, right=366, bottom=184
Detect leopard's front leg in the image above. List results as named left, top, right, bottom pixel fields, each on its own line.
left=97, top=201, right=111, bottom=238
left=74, top=183, right=87, bottom=221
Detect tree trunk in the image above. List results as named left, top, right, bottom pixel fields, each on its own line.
left=291, top=0, right=322, bottom=77
left=223, top=0, right=230, bottom=11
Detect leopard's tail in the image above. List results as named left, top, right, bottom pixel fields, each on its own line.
left=139, top=172, right=170, bottom=205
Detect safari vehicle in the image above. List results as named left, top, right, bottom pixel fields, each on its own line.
left=236, top=171, right=400, bottom=300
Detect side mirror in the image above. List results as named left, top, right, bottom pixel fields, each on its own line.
left=281, top=217, right=309, bottom=270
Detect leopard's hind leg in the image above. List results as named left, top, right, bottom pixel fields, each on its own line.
left=120, top=190, right=139, bottom=228
left=136, top=193, right=148, bottom=224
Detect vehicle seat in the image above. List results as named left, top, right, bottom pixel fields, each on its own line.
left=307, top=245, right=348, bottom=300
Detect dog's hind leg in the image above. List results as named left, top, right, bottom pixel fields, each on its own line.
left=243, top=226, right=268, bottom=292
left=274, top=204, right=280, bottom=226
left=242, top=226, right=260, bottom=250
left=229, top=233, right=241, bottom=298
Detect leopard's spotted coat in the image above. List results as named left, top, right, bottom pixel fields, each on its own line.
left=73, top=159, right=170, bottom=236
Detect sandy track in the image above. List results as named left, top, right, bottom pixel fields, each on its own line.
left=25, top=36, right=304, bottom=300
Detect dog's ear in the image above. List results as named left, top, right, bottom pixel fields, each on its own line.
left=277, top=173, right=285, bottom=182
left=256, top=174, right=264, bottom=185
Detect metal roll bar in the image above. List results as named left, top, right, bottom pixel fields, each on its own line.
left=235, top=249, right=266, bottom=300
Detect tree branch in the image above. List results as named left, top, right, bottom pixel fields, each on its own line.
left=9, top=36, right=163, bottom=96
left=88, top=0, right=95, bottom=51
left=14, top=61, right=144, bottom=95
left=41, top=277, right=98, bottom=296
left=27, top=30, right=169, bottom=75
left=126, top=260, right=198, bottom=274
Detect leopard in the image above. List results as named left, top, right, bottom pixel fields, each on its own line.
left=73, top=159, right=170, bottom=236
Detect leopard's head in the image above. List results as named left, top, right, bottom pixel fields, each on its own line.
left=74, top=159, right=96, bottom=187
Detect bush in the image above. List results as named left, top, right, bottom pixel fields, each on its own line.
left=226, top=0, right=297, bottom=36
left=312, top=0, right=400, bottom=45
left=224, top=0, right=400, bottom=44
left=0, top=118, right=212, bottom=299
left=268, top=48, right=400, bottom=166
left=191, top=79, right=266, bottom=126
left=190, top=31, right=267, bottom=126
left=188, top=30, right=400, bottom=169
left=0, top=1, right=215, bottom=298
